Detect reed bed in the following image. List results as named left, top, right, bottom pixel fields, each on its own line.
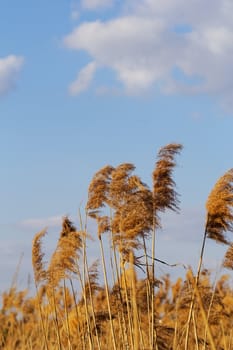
left=1, top=143, right=233, bottom=350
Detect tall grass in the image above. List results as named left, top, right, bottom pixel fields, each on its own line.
left=1, top=144, right=233, bottom=349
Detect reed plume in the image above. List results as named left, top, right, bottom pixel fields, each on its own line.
left=153, top=143, right=183, bottom=214
left=86, top=165, right=114, bottom=215
left=223, top=243, right=233, bottom=270
left=110, top=167, right=153, bottom=263
left=109, top=163, right=135, bottom=207
left=87, top=162, right=153, bottom=260
left=197, top=168, right=233, bottom=281
left=186, top=169, right=233, bottom=350
left=48, top=216, right=83, bottom=287
left=31, top=229, right=49, bottom=350
left=97, top=215, right=111, bottom=238
left=206, top=168, right=233, bottom=244
left=32, top=229, right=47, bottom=285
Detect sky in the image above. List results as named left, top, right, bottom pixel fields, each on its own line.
left=1, top=0, right=233, bottom=292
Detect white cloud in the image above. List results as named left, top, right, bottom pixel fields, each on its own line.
left=81, top=0, right=113, bottom=10
left=69, top=61, right=97, bottom=95
left=63, top=0, right=233, bottom=106
left=0, top=55, right=24, bottom=96
left=64, top=17, right=170, bottom=94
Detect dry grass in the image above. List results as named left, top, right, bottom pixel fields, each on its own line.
left=2, top=144, right=233, bottom=349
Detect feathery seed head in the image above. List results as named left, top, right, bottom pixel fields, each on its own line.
left=60, top=216, right=77, bottom=237
left=109, top=163, right=135, bottom=207
left=110, top=169, right=154, bottom=253
left=86, top=165, right=114, bottom=212
left=153, top=143, right=183, bottom=213
left=206, top=169, right=233, bottom=244
left=32, top=229, right=47, bottom=285
left=48, top=217, right=83, bottom=287
left=97, top=216, right=110, bottom=238
left=223, top=243, right=233, bottom=270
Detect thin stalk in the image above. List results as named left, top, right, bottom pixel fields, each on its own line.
left=63, top=280, right=72, bottom=350
left=142, top=235, right=152, bottom=345
left=80, top=209, right=94, bottom=350
left=69, top=279, right=85, bottom=350
left=35, top=285, right=49, bottom=350
left=196, top=220, right=209, bottom=284
left=190, top=270, right=217, bottom=350
left=173, top=294, right=181, bottom=350
left=185, top=220, right=209, bottom=350
left=85, top=260, right=102, bottom=350
left=137, top=309, right=146, bottom=350
left=82, top=247, right=94, bottom=349
left=111, top=231, right=129, bottom=348
left=151, top=221, right=159, bottom=350
left=203, top=272, right=219, bottom=350
left=51, top=287, right=62, bottom=350
left=130, top=252, right=139, bottom=350
left=220, top=320, right=227, bottom=350
left=192, top=311, right=199, bottom=350
left=109, top=229, right=117, bottom=286
left=122, top=259, right=134, bottom=349
left=99, top=235, right=117, bottom=350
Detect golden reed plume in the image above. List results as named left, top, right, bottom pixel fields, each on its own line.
left=109, top=165, right=153, bottom=262
left=206, top=168, right=233, bottom=244
left=48, top=216, right=83, bottom=287
left=32, top=229, right=47, bottom=285
left=153, top=143, right=183, bottom=214
left=86, top=165, right=114, bottom=214
left=223, top=243, right=233, bottom=270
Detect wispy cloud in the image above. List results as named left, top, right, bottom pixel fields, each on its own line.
left=64, top=0, right=233, bottom=107
left=69, top=61, right=97, bottom=95
left=0, top=55, right=24, bottom=96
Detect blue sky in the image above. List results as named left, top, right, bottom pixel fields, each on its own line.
left=1, top=0, right=233, bottom=291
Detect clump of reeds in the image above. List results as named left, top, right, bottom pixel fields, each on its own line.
left=6, top=143, right=233, bottom=350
